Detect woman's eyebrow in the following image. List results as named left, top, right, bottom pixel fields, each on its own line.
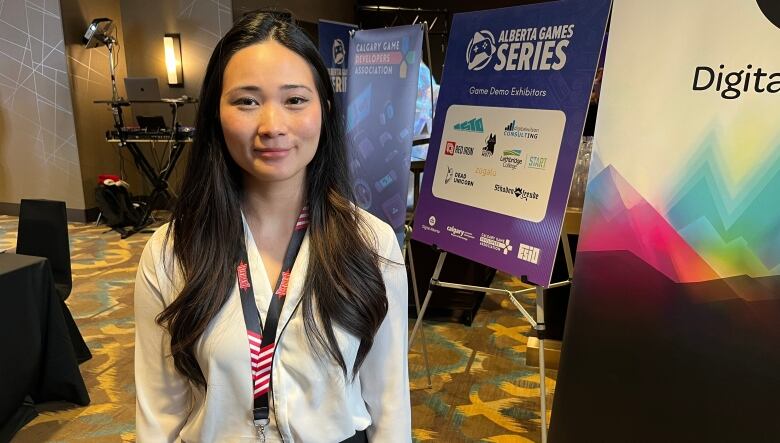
left=281, top=84, right=313, bottom=92
left=225, top=85, right=261, bottom=94
left=225, top=84, right=313, bottom=93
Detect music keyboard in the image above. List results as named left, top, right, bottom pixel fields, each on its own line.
left=105, top=126, right=195, bottom=142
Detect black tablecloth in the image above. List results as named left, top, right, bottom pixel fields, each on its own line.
left=0, top=254, right=89, bottom=441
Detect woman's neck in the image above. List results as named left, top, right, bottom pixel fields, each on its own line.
left=241, top=173, right=306, bottom=230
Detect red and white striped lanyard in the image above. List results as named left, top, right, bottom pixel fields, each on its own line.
left=237, top=207, right=309, bottom=441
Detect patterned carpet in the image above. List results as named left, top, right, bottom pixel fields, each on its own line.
left=1, top=214, right=555, bottom=443
left=408, top=277, right=556, bottom=443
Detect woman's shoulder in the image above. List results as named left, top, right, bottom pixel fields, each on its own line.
left=137, top=222, right=180, bottom=293
left=143, top=222, right=174, bottom=258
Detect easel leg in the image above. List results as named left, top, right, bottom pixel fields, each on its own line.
left=409, top=250, right=447, bottom=348
left=405, top=231, right=433, bottom=388
left=561, top=232, right=574, bottom=279
left=535, top=285, right=548, bottom=443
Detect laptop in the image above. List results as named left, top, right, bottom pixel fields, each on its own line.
left=136, top=115, right=167, bottom=131
left=124, top=77, right=161, bottom=101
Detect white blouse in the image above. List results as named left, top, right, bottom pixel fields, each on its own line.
left=134, top=210, right=411, bottom=442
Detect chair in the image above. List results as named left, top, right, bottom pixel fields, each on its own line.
left=16, top=199, right=72, bottom=301
left=16, top=199, right=91, bottom=363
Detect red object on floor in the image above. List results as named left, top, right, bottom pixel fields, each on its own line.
left=97, top=174, right=120, bottom=184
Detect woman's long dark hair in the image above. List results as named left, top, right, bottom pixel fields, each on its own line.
left=157, top=11, right=388, bottom=388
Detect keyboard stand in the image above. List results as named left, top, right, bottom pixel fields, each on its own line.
left=95, top=98, right=196, bottom=238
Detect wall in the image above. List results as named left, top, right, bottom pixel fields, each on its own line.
left=0, top=0, right=231, bottom=219
left=0, top=0, right=86, bottom=216
left=60, top=0, right=134, bottom=214
left=119, top=0, right=232, bottom=196
left=232, top=0, right=355, bottom=28
left=120, top=0, right=232, bottom=126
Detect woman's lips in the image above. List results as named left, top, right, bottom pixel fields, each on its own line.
left=253, top=148, right=291, bottom=159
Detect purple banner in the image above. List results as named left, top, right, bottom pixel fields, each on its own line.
left=412, top=1, right=610, bottom=286
left=318, top=20, right=356, bottom=113
left=345, top=25, right=423, bottom=244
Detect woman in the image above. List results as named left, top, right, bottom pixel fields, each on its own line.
left=134, top=11, right=410, bottom=443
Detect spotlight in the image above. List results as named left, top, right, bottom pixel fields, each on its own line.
left=83, top=18, right=114, bottom=49
left=83, top=18, right=120, bottom=102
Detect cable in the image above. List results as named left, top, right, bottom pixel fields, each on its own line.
left=112, top=24, right=121, bottom=77
left=160, top=103, right=179, bottom=177
left=114, top=41, right=121, bottom=76
left=149, top=141, right=163, bottom=171
left=118, top=144, right=126, bottom=180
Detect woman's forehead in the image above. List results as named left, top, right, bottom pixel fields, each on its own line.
left=222, top=40, right=316, bottom=91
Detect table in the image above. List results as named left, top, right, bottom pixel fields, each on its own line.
left=0, top=254, right=89, bottom=440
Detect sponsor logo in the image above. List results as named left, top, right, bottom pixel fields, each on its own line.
left=474, top=167, right=496, bottom=177
left=500, top=149, right=524, bottom=170
left=466, top=30, right=496, bottom=71
left=518, top=243, right=541, bottom=264
left=447, top=225, right=475, bottom=241
left=527, top=156, right=548, bottom=170
left=445, top=141, right=456, bottom=155
left=504, top=120, right=540, bottom=139
left=275, top=271, right=290, bottom=297
left=421, top=215, right=441, bottom=234
left=421, top=224, right=440, bottom=234
left=482, top=133, right=496, bottom=157
left=237, top=261, right=251, bottom=291
left=332, top=38, right=346, bottom=65
left=479, top=233, right=514, bottom=255
left=467, top=26, right=573, bottom=72
left=494, top=184, right=540, bottom=200
left=453, top=117, right=484, bottom=132
left=328, top=39, right=348, bottom=93
left=447, top=169, right=474, bottom=187
left=444, top=141, right=475, bottom=156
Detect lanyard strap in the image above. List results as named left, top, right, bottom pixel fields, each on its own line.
left=237, top=207, right=309, bottom=427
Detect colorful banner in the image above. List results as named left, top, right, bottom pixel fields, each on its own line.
left=318, top=20, right=356, bottom=113
left=412, top=1, right=611, bottom=286
left=551, top=1, right=780, bottom=440
left=345, top=25, right=423, bottom=244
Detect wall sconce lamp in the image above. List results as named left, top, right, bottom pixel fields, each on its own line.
left=163, top=33, right=183, bottom=87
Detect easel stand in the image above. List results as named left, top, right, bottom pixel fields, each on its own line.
left=407, top=232, right=575, bottom=443
left=404, top=225, right=433, bottom=388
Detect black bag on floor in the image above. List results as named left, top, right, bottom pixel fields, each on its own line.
left=95, top=184, right=143, bottom=228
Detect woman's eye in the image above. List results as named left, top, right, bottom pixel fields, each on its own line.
left=287, top=96, right=309, bottom=106
left=233, top=97, right=259, bottom=106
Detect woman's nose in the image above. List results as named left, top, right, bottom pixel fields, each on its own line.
left=257, top=103, right=286, bottom=137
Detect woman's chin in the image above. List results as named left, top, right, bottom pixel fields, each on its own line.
left=245, top=167, right=304, bottom=185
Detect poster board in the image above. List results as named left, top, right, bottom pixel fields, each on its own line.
left=412, top=1, right=611, bottom=286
